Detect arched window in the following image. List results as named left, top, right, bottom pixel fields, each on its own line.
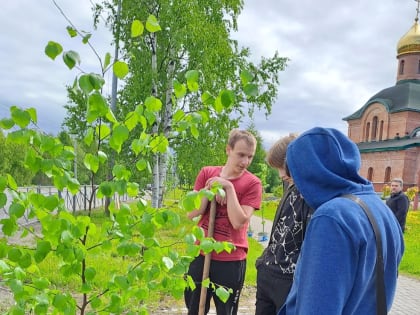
left=379, top=120, right=384, bottom=140
left=367, top=167, right=374, bottom=181
left=384, top=167, right=391, bottom=183
left=399, top=60, right=405, bottom=75
left=365, top=122, right=371, bottom=142
left=371, top=116, right=378, bottom=140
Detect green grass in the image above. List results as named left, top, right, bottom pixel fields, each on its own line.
left=245, top=237, right=263, bottom=285
left=399, top=210, right=420, bottom=278
left=253, top=198, right=278, bottom=221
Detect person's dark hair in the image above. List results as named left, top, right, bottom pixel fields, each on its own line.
left=266, top=133, right=298, bottom=169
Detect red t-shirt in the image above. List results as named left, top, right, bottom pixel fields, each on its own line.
left=194, top=166, right=262, bottom=261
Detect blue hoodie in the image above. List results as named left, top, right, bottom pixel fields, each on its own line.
left=278, top=127, right=404, bottom=315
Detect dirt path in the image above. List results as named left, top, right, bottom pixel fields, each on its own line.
left=150, top=285, right=257, bottom=314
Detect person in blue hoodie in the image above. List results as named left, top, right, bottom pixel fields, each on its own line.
left=277, top=127, right=404, bottom=315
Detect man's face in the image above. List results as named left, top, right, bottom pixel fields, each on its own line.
left=390, top=181, right=403, bottom=194
left=226, top=139, right=255, bottom=173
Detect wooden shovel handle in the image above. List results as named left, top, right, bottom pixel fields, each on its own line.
left=198, top=198, right=217, bottom=315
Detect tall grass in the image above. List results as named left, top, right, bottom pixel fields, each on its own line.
left=399, top=210, right=420, bottom=278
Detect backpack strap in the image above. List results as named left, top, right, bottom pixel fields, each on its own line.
left=341, top=194, right=387, bottom=315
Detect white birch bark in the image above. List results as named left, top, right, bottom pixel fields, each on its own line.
left=150, top=31, right=160, bottom=208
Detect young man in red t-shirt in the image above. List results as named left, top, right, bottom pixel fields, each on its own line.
left=184, top=129, right=263, bottom=315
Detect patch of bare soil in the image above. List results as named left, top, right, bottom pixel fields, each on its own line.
left=150, top=285, right=257, bottom=315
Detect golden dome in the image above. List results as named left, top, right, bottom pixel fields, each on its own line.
left=397, top=20, right=420, bottom=55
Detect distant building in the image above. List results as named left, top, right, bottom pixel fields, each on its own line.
left=343, top=11, right=420, bottom=192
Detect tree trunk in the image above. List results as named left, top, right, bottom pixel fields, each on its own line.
left=157, top=56, right=176, bottom=207
left=105, top=0, right=122, bottom=216
left=150, top=31, right=160, bottom=208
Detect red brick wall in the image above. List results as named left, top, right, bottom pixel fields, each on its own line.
left=348, top=103, right=420, bottom=192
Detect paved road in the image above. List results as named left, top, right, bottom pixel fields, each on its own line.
left=249, top=215, right=420, bottom=315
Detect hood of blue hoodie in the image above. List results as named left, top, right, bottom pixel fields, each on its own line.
left=286, top=127, right=373, bottom=209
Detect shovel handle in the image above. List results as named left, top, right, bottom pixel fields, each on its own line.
left=198, top=198, right=217, bottom=315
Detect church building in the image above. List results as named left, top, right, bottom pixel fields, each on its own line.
left=343, top=8, right=420, bottom=192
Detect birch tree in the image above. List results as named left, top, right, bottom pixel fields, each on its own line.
left=94, top=0, right=288, bottom=207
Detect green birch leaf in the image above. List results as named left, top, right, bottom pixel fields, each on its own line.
left=19, top=253, right=32, bottom=268
left=191, top=125, right=199, bottom=139
left=240, top=69, right=253, bottom=85
left=110, top=125, right=129, bottom=153
left=9, top=203, right=25, bottom=218
left=214, top=96, right=223, bottom=113
left=0, top=176, right=6, bottom=191
left=136, top=159, right=148, bottom=171
left=145, top=96, right=162, bottom=112
left=0, top=118, right=14, bottom=129
left=85, top=267, right=96, bottom=281
left=202, top=278, right=210, bottom=288
left=145, top=15, right=161, bottom=32
left=78, top=75, right=94, bottom=94
left=98, top=151, right=107, bottom=164
left=131, top=20, right=144, bottom=37
left=7, top=174, right=18, bottom=190
left=186, top=70, right=199, bottom=92
left=8, top=248, right=22, bottom=262
left=11, top=106, right=31, bottom=128
left=215, top=286, right=230, bottom=303
left=96, top=124, right=111, bottom=140
left=150, top=135, right=168, bottom=153
left=82, top=33, right=92, bottom=44
left=63, top=50, right=80, bottom=70
left=87, top=92, right=108, bottom=123
left=84, top=127, right=94, bottom=146
left=173, top=79, right=187, bottom=98
left=1, top=218, right=17, bottom=236
left=66, top=26, right=77, bottom=38
left=201, top=91, right=215, bottom=105
left=173, top=109, right=185, bottom=122
left=220, top=90, right=235, bottom=108
left=27, top=107, right=37, bottom=123
left=127, top=182, right=139, bottom=197
left=99, top=182, right=113, bottom=197
left=45, top=41, right=63, bottom=60
left=104, top=52, right=111, bottom=69
left=243, top=83, right=259, bottom=97
left=84, top=153, right=99, bottom=173
left=125, top=111, right=138, bottom=131
left=0, top=193, right=6, bottom=208
left=113, top=61, right=129, bottom=79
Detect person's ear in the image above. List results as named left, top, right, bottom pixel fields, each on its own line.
left=285, top=162, right=290, bottom=177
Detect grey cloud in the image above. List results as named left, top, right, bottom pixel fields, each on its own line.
left=0, top=0, right=418, bottom=148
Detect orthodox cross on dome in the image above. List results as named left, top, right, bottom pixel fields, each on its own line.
left=416, top=0, right=420, bottom=22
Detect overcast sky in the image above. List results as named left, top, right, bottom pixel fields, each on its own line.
left=0, top=0, right=417, bottom=148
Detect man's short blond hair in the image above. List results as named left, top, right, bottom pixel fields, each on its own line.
left=227, top=129, right=256, bottom=149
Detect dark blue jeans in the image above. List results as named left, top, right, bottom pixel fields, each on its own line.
left=255, top=266, right=293, bottom=315
left=184, top=255, right=246, bottom=315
